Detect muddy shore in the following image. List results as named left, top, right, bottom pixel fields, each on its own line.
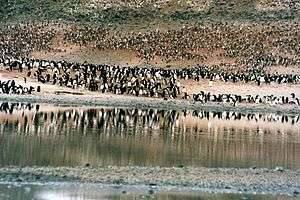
left=0, top=94, right=300, bottom=115
left=0, top=166, right=299, bottom=196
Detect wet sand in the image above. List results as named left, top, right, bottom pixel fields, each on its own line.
left=0, top=93, right=300, bottom=115
left=0, top=166, right=299, bottom=196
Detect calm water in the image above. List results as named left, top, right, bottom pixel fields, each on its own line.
left=0, top=184, right=297, bottom=200
left=0, top=102, right=299, bottom=169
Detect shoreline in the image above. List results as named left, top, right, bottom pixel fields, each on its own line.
left=0, top=94, right=300, bottom=115
left=0, top=166, right=299, bottom=196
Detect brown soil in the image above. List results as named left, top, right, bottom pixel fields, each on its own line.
left=31, top=47, right=142, bottom=67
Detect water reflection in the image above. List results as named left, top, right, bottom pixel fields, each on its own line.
left=1, top=102, right=300, bottom=130
left=0, top=102, right=299, bottom=169
left=0, top=184, right=297, bottom=200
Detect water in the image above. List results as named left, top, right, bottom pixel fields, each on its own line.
left=0, top=184, right=297, bottom=200
left=0, top=102, right=300, bottom=199
left=0, top=102, right=299, bottom=169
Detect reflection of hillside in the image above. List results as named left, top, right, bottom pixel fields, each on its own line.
left=0, top=103, right=299, bottom=169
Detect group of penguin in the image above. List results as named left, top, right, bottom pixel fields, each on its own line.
left=2, top=56, right=300, bottom=85
left=188, top=91, right=300, bottom=106
left=2, top=57, right=182, bottom=99
left=0, top=79, right=39, bottom=95
left=0, top=56, right=299, bottom=106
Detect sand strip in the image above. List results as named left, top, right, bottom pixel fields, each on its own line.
left=0, top=94, right=299, bottom=115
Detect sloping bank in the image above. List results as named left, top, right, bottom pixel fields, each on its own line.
left=0, top=94, right=300, bottom=115
left=0, top=166, right=299, bottom=196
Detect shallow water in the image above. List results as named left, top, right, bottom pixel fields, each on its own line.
left=0, top=184, right=297, bottom=200
left=0, top=102, right=299, bottom=169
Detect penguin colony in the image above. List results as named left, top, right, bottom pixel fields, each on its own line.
left=0, top=57, right=299, bottom=106
left=0, top=79, right=35, bottom=95
left=0, top=22, right=299, bottom=106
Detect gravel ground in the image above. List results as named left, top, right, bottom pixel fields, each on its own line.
left=0, top=166, right=299, bottom=196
